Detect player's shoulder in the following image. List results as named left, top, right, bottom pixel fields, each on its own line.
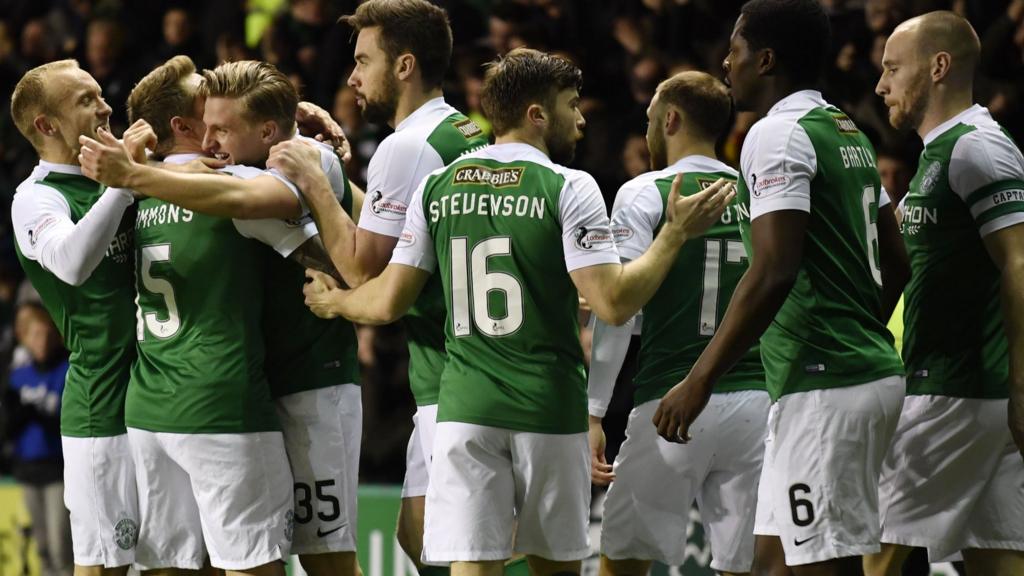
left=220, top=164, right=265, bottom=179
left=950, top=110, right=1022, bottom=163
left=12, top=170, right=68, bottom=215
left=614, top=170, right=665, bottom=211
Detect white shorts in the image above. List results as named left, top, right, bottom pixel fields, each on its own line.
left=879, top=395, right=1024, bottom=561
left=754, top=376, right=904, bottom=566
left=401, top=403, right=438, bottom=498
left=602, top=391, right=769, bottom=573
left=126, top=428, right=294, bottom=570
left=276, top=384, right=362, bottom=555
left=423, top=422, right=591, bottom=563
left=62, top=434, right=139, bottom=567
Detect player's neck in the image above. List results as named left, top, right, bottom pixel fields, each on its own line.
left=756, top=80, right=817, bottom=119
left=666, top=138, right=717, bottom=166
left=167, top=141, right=204, bottom=157
left=916, top=89, right=974, bottom=141
left=39, top=145, right=78, bottom=166
left=391, top=86, right=443, bottom=128
left=494, top=129, right=548, bottom=158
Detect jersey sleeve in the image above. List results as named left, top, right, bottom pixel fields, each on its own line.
left=221, top=163, right=309, bottom=215
left=389, top=177, right=436, bottom=273
left=232, top=217, right=316, bottom=257
left=359, top=135, right=443, bottom=238
left=559, top=171, right=620, bottom=272
left=949, top=128, right=1024, bottom=237
left=587, top=314, right=636, bottom=417
left=609, top=179, right=662, bottom=261
left=741, top=119, right=817, bottom=221
left=11, top=183, right=134, bottom=286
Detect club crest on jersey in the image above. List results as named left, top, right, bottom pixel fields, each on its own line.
left=113, top=517, right=138, bottom=550
left=452, top=165, right=525, bottom=188
left=370, top=191, right=408, bottom=221
left=751, top=173, right=790, bottom=198
left=574, top=226, right=613, bottom=250
left=453, top=118, right=484, bottom=139
left=918, top=161, right=943, bottom=196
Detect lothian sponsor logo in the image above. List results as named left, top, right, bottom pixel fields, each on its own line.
left=575, top=226, right=613, bottom=250
left=370, top=191, right=408, bottom=221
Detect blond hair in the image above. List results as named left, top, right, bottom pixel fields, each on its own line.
left=199, top=60, right=297, bottom=132
left=127, top=56, right=199, bottom=156
left=10, top=59, right=80, bottom=148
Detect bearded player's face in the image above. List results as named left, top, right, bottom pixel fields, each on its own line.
left=543, top=88, right=585, bottom=165
left=646, top=92, right=668, bottom=170
left=875, top=28, right=931, bottom=131
left=348, top=26, right=400, bottom=126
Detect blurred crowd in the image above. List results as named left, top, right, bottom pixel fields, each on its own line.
left=1, top=0, right=1023, bottom=489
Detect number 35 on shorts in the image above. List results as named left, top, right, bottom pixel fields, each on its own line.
left=294, top=480, right=342, bottom=525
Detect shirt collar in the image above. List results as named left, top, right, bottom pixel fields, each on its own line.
left=767, top=90, right=827, bottom=117
left=37, top=160, right=83, bottom=176
left=922, top=104, right=986, bottom=146
left=395, top=97, right=448, bottom=132
left=481, top=142, right=551, bottom=164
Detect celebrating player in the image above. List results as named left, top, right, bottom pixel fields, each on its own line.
left=266, top=1, right=487, bottom=571
left=300, top=48, right=733, bottom=576
left=10, top=59, right=139, bottom=576
left=651, top=0, right=909, bottom=574
left=589, top=71, right=768, bottom=576
left=866, top=11, right=1024, bottom=575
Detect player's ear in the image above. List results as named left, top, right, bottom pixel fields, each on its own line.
left=757, top=47, right=775, bottom=76
left=170, top=116, right=189, bottom=137
left=260, top=120, right=278, bottom=143
left=526, top=103, right=546, bottom=129
left=33, top=114, right=56, bottom=138
left=931, top=51, right=952, bottom=83
left=664, top=107, right=682, bottom=136
left=394, top=53, right=415, bottom=82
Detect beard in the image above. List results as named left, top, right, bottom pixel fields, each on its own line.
left=888, top=72, right=930, bottom=131
left=360, top=73, right=400, bottom=125
left=647, top=126, right=667, bottom=171
left=545, top=113, right=579, bottom=165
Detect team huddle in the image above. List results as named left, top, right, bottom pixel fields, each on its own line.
left=7, top=0, right=1024, bottom=575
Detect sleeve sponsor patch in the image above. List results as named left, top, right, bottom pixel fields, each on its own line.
left=574, top=225, right=614, bottom=251
left=28, top=216, right=59, bottom=247
left=751, top=173, right=791, bottom=198
left=611, top=225, right=634, bottom=243
left=370, top=191, right=409, bottom=220
left=398, top=229, right=416, bottom=247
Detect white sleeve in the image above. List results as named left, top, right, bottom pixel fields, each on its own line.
left=609, top=179, right=661, bottom=260
left=559, top=171, right=621, bottom=271
left=741, top=119, right=816, bottom=221
left=232, top=217, right=317, bottom=257
left=389, top=178, right=436, bottom=272
left=221, top=164, right=309, bottom=215
left=320, top=146, right=348, bottom=204
left=588, top=310, right=635, bottom=418
left=12, top=184, right=134, bottom=286
left=359, top=135, right=443, bottom=238
left=949, top=128, right=1024, bottom=237
left=879, top=186, right=891, bottom=208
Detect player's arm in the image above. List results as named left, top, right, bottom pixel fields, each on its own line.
left=268, top=139, right=395, bottom=288
left=984, top=224, right=1024, bottom=459
left=79, top=129, right=301, bottom=220
left=303, top=264, right=429, bottom=324
left=653, top=121, right=813, bottom=443
left=877, top=196, right=910, bottom=322
left=588, top=314, right=634, bottom=486
left=11, top=183, right=134, bottom=286
left=289, top=236, right=343, bottom=284
left=570, top=175, right=735, bottom=326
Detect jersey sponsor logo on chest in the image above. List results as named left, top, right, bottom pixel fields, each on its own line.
left=452, top=165, right=525, bottom=188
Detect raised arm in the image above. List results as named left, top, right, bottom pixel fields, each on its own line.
left=79, top=129, right=301, bottom=220
left=303, top=264, right=429, bottom=324
left=570, top=175, right=735, bottom=325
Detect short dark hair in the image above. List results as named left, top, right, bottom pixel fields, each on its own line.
left=656, top=71, right=732, bottom=141
left=480, top=48, right=583, bottom=136
left=740, top=0, right=831, bottom=85
left=128, top=56, right=198, bottom=156
left=340, top=0, right=453, bottom=90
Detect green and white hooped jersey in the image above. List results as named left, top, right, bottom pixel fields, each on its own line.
left=12, top=162, right=136, bottom=438
left=391, top=143, right=621, bottom=434
left=902, top=104, right=1024, bottom=399
left=737, top=90, right=902, bottom=401
left=130, top=154, right=315, bottom=434
left=610, top=156, right=765, bottom=406
left=359, top=97, right=489, bottom=406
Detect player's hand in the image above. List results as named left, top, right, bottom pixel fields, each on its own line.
left=296, top=101, right=351, bottom=163
left=79, top=127, right=137, bottom=187
left=303, top=268, right=344, bottom=319
left=589, top=416, right=615, bottom=485
left=664, top=174, right=735, bottom=244
left=652, top=376, right=713, bottom=444
left=268, top=139, right=327, bottom=193
left=122, top=119, right=158, bottom=164
left=1010, top=399, right=1024, bottom=462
